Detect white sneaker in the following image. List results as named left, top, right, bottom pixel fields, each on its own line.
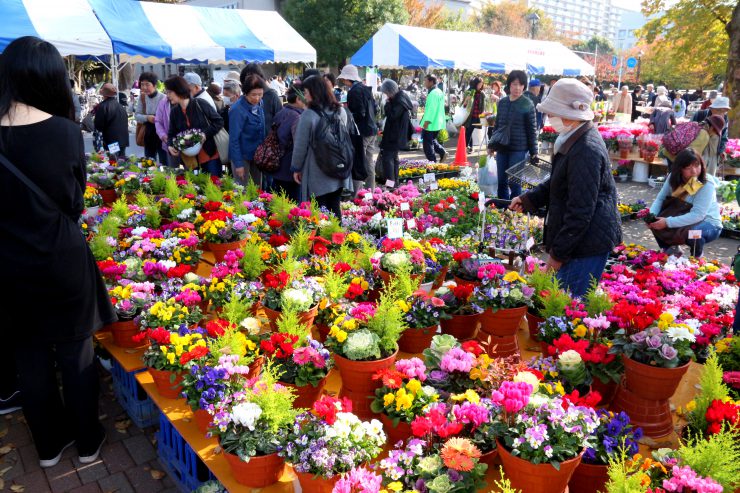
left=39, top=440, right=74, bottom=468
left=78, top=434, right=106, bottom=464
left=0, top=391, right=21, bottom=415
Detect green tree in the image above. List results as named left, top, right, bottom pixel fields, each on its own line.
left=282, top=0, right=408, bottom=67
left=572, top=36, right=615, bottom=55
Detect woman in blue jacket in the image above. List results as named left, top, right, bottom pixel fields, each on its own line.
left=229, top=74, right=266, bottom=186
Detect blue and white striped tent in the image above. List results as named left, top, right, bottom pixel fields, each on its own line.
left=351, top=23, right=593, bottom=76
left=0, top=0, right=316, bottom=64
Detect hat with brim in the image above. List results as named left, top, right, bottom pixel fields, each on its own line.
left=337, top=64, right=362, bottom=82
left=710, top=96, right=730, bottom=109
left=224, top=70, right=241, bottom=85
left=99, top=83, right=117, bottom=98
left=536, top=78, right=594, bottom=121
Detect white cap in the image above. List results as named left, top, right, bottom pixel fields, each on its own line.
left=183, top=72, right=202, bottom=87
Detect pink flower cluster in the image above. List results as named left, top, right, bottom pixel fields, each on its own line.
left=491, top=381, right=532, bottom=414
left=662, top=466, right=723, bottom=493
left=333, top=467, right=382, bottom=493
left=395, top=358, right=427, bottom=381
left=293, top=347, right=325, bottom=368
left=439, top=347, right=476, bottom=373
left=175, top=288, right=202, bottom=307
left=451, top=401, right=490, bottom=427
left=349, top=302, right=376, bottom=322
left=477, top=262, right=506, bottom=281
left=211, top=249, right=243, bottom=278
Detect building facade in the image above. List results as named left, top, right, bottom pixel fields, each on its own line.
left=527, top=0, right=620, bottom=40
left=612, top=8, right=646, bottom=51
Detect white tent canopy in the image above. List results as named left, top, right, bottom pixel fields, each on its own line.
left=351, top=23, right=594, bottom=76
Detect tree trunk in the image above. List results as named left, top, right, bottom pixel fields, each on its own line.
left=726, top=0, right=740, bottom=138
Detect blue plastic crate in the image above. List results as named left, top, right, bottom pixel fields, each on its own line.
left=110, top=360, right=159, bottom=429
left=157, top=412, right=214, bottom=492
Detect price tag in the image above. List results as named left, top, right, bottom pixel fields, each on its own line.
left=407, top=219, right=417, bottom=230
left=385, top=179, right=395, bottom=188
left=364, top=192, right=373, bottom=201
left=387, top=218, right=404, bottom=239
left=400, top=202, right=410, bottom=211
left=688, top=230, right=702, bottom=239
left=159, top=165, right=165, bottom=172
left=193, top=169, right=199, bottom=175
left=423, top=173, right=435, bottom=183
left=478, top=191, right=486, bottom=210
left=525, top=237, right=535, bottom=251
left=107, top=142, right=120, bottom=153
left=429, top=182, right=439, bottom=190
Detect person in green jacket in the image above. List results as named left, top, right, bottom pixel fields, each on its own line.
left=420, top=74, right=447, bottom=162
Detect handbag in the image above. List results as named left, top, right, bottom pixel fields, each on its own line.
left=488, top=122, right=510, bottom=152
left=652, top=194, right=700, bottom=246
left=135, top=96, right=147, bottom=147
left=193, top=98, right=230, bottom=164
left=253, top=123, right=282, bottom=173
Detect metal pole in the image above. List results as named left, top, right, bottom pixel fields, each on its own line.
left=594, top=45, right=598, bottom=81
left=617, top=55, right=623, bottom=90
left=111, top=54, right=119, bottom=92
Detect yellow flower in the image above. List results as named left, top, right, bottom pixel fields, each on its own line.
left=503, top=271, right=526, bottom=284
left=384, top=393, right=395, bottom=406
left=387, top=482, right=403, bottom=492
left=395, top=300, right=411, bottom=312
left=574, top=324, right=587, bottom=338
left=166, top=353, right=175, bottom=365
left=657, top=312, right=674, bottom=330
left=715, top=337, right=732, bottom=353
left=395, top=389, right=414, bottom=410
left=406, top=379, right=422, bottom=395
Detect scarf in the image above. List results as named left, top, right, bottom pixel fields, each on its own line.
left=671, top=177, right=703, bottom=197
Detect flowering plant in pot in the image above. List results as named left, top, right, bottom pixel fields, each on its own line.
left=278, top=396, right=386, bottom=490
left=261, top=270, right=324, bottom=330
left=332, top=467, right=383, bottom=493
left=449, top=251, right=495, bottom=284
left=106, top=281, right=157, bottom=346
left=172, top=129, right=206, bottom=155
left=527, top=351, right=593, bottom=394
left=210, top=367, right=299, bottom=488
left=609, top=314, right=695, bottom=369
left=377, top=238, right=427, bottom=278
left=137, top=296, right=203, bottom=332
left=397, top=287, right=449, bottom=353
left=370, top=358, right=439, bottom=444
left=422, top=334, right=489, bottom=396
left=433, top=282, right=482, bottom=340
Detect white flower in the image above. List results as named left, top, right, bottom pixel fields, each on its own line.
left=131, top=226, right=149, bottom=236
left=513, top=371, right=540, bottom=389
left=558, top=349, right=582, bottom=368
left=237, top=213, right=257, bottom=224
left=240, top=317, right=261, bottom=334
left=282, top=288, right=312, bottom=311
left=231, top=402, right=262, bottom=430
left=666, top=325, right=696, bottom=342
left=177, top=208, right=194, bottom=220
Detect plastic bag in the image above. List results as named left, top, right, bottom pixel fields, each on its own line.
left=478, top=155, right=498, bottom=197
left=452, top=105, right=469, bottom=127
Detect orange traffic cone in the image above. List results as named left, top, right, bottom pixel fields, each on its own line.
left=452, top=126, right=470, bottom=166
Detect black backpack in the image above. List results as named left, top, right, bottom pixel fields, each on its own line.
left=311, top=109, right=354, bottom=180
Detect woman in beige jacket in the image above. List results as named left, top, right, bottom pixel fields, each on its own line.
left=611, top=85, right=633, bottom=119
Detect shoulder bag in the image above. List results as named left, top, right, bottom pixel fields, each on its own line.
left=135, top=96, right=147, bottom=147
left=652, top=192, right=700, bottom=246
left=253, top=123, right=283, bottom=173
left=488, top=101, right=510, bottom=151
left=194, top=98, right=230, bottom=164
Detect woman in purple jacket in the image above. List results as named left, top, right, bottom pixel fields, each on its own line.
left=271, top=83, right=305, bottom=203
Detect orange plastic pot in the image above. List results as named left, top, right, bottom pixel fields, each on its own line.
left=334, top=350, right=398, bottom=420
left=380, top=414, right=413, bottom=446
left=478, top=306, right=527, bottom=337
left=527, top=312, right=544, bottom=342
left=261, top=304, right=318, bottom=332
left=569, top=461, right=609, bottom=493
left=281, top=377, right=327, bottom=410
left=109, top=319, right=146, bottom=348
left=440, top=313, right=480, bottom=340
left=223, top=451, right=285, bottom=488
left=497, top=440, right=583, bottom=493
left=479, top=447, right=500, bottom=468
left=149, top=368, right=185, bottom=399
left=622, top=356, right=689, bottom=400
left=294, top=470, right=338, bottom=493
left=398, top=325, right=437, bottom=354
left=478, top=333, right=520, bottom=359
left=205, top=237, right=248, bottom=264
left=610, top=382, right=674, bottom=437
left=193, top=409, right=212, bottom=435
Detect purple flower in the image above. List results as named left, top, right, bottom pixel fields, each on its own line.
left=659, top=344, right=677, bottom=360
left=647, top=335, right=662, bottom=349
left=631, top=332, right=647, bottom=344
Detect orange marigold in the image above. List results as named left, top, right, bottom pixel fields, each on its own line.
left=440, top=437, right=481, bottom=472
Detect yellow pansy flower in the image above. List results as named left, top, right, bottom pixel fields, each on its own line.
left=574, top=324, right=587, bottom=338
left=383, top=393, right=395, bottom=406
left=406, top=379, right=422, bottom=395
left=503, top=271, right=527, bottom=284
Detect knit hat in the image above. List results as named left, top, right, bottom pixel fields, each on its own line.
left=380, top=79, right=399, bottom=97
left=99, top=83, right=117, bottom=98
left=710, top=96, right=730, bottom=109
left=536, top=78, right=594, bottom=121
left=706, top=115, right=725, bottom=135
left=183, top=72, right=202, bottom=87
left=337, top=64, right=362, bottom=82
left=224, top=71, right=241, bottom=85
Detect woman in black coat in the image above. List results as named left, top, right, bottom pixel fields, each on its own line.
left=379, top=79, right=413, bottom=186
left=94, top=82, right=129, bottom=156
left=511, top=78, right=621, bottom=297
left=0, top=36, right=115, bottom=467
left=165, top=76, right=224, bottom=176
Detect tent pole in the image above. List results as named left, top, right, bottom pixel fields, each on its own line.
left=111, top=54, right=119, bottom=91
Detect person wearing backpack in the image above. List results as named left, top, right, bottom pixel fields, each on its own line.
left=692, top=96, right=730, bottom=158
left=339, top=64, right=377, bottom=191
left=291, top=75, right=354, bottom=219
left=662, top=121, right=709, bottom=165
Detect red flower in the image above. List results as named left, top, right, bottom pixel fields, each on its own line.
left=381, top=238, right=405, bottom=252
left=203, top=201, right=223, bottom=212
left=313, top=395, right=351, bottom=424
left=411, top=416, right=433, bottom=437
left=372, top=368, right=406, bottom=389
left=313, top=242, right=328, bottom=257
left=205, top=319, right=230, bottom=338
left=268, top=234, right=289, bottom=247
left=461, top=340, right=484, bottom=356
left=562, top=389, right=601, bottom=409
left=452, top=283, right=474, bottom=301
left=261, top=333, right=298, bottom=358
left=333, top=262, right=352, bottom=274
left=331, top=233, right=346, bottom=245
left=267, top=219, right=283, bottom=229
left=446, top=196, right=455, bottom=203
left=345, top=282, right=365, bottom=300
left=452, top=251, right=472, bottom=263
left=180, top=345, right=209, bottom=365
left=167, top=264, right=192, bottom=278
left=264, top=271, right=290, bottom=289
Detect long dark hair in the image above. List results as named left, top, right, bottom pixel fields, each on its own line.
left=670, top=148, right=706, bottom=190
left=0, top=36, right=73, bottom=121
left=302, top=75, right=339, bottom=112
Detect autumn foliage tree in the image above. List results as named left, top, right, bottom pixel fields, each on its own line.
left=474, top=0, right=560, bottom=41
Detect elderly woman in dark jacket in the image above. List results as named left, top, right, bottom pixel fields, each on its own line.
left=165, top=75, right=224, bottom=176
left=271, top=83, right=305, bottom=203
left=379, top=79, right=413, bottom=187
left=488, top=70, right=538, bottom=200
left=511, top=79, right=621, bottom=297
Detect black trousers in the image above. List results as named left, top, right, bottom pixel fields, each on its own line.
left=379, top=149, right=400, bottom=186
left=315, top=188, right=343, bottom=219
left=14, top=337, right=102, bottom=459
left=465, top=117, right=481, bottom=148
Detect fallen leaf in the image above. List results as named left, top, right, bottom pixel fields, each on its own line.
left=10, top=484, right=24, bottom=492
left=0, top=428, right=8, bottom=439
left=638, top=436, right=672, bottom=449
left=150, top=469, right=166, bottom=480
left=0, top=466, right=12, bottom=476
left=0, top=445, right=15, bottom=455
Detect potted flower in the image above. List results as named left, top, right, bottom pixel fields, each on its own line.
left=332, top=467, right=383, bottom=493
left=472, top=265, right=534, bottom=358
left=569, top=410, right=642, bottom=493
left=538, top=125, right=558, bottom=153
left=617, top=134, right=633, bottom=158
left=434, top=282, right=482, bottom=340
left=398, top=289, right=448, bottom=353
left=106, top=281, right=156, bottom=347
left=136, top=296, right=203, bottom=333
left=376, top=238, right=426, bottom=283
left=136, top=327, right=209, bottom=399
left=196, top=201, right=256, bottom=262
left=422, top=335, right=488, bottom=396
left=525, top=268, right=571, bottom=343
left=644, top=138, right=660, bottom=162
left=370, top=358, right=438, bottom=444
left=492, top=382, right=599, bottom=493
left=210, top=369, right=299, bottom=488
left=278, top=396, right=386, bottom=493
left=83, top=185, right=103, bottom=218
left=260, top=270, right=324, bottom=330
left=449, top=251, right=487, bottom=288
left=173, top=129, right=205, bottom=170
left=609, top=313, right=694, bottom=437
left=616, top=160, right=632, bottom=182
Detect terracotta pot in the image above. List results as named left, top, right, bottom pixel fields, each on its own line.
left=198, top=299, right=210, bottom=315
left=432, top=267, right=449, bottom=289
left=440, top=313, right=480, bottom=340
left=149, top=368, right=185, bottom=399
left=453, top=274, right=481, bottom=289
left=540, top=341, right=551, bottom=355
left=610, top=381, right=675, bottom=437
left=223, top=451, right=285, bottom=488
left=98, top=188, right=117, bottom=205
left=294, top=470, right=338, bottom=493
left=380, top=414, right=413, bottom=446
left=247, top=357, right=264, bottom=378
left=205, top=238, right=248, bottom=264
left=622, top=356, right=689, bottom=400
left=497, top=440, right=583, bottom=493
left=378, top=269, right=424, bottom=285
left=527, top=312, right=544, bottom=342
left=334, top=350, right=398, bottom=420
left=398, top=325, right=437, bottom=353
left=479, top=447, right=499, bottom=468
left=281, top=377, right=327, bottom=410
left=261, top=304, right=318, bottom=332
left=591, top=378, right=618, bottom=407
left=478, top=306, right=527, bottom=337
left=644, top=151, right=658, bottom=163
left=478, top=333, right=520, bottom=359
left=569, top=461, right=609, bottom=493
left=193, top=409, right=212, bottom=435
left=314, top=323, right=331, bottom=343
left=109, top=319, right=146, bottom=348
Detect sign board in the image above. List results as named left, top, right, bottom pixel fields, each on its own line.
left=626, top=57, right=637, bottom=68
left=387, top=218, right=404, bottom=239
left=611, top=55, right=618, bottom=67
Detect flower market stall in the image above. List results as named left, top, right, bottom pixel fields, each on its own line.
left=82, top=150, right=740, bottom=493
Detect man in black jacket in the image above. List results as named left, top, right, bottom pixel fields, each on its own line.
left=511, top=79, right=621, bottom=297
left=94, top=83, right=129, bottom=157
left=378, top=79, right=413, bottom=186
left=339, top=64, right=378, bottom=191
